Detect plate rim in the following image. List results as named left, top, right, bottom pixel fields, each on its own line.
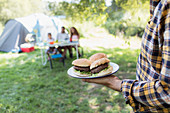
left=67, top=62, right=119, bottom=79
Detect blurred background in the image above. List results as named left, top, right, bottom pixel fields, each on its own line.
left=0, top=0, right=149, bottom=38
left=0, top=0, right=150, bottom=113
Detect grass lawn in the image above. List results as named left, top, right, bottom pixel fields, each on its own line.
left=0, top=45, right=140, bottom=113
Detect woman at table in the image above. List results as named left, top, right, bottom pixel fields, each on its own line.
left=67, top=27, right=81, bottom=58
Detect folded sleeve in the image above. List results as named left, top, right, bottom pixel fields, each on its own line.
left=121, top=79, right=170, bottom=112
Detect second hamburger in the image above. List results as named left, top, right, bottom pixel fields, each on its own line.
left=90, top=58, right=113, bottom=76
left=89, top=53, right=107, bottom=63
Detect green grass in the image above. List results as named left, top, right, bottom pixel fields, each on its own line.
left=0, top=47, right=140, bottom=113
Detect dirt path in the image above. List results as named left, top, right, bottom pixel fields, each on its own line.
left=80, top=34, right=142, bottom=50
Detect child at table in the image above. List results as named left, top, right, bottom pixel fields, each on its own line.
left=46, top=33, right=57, bottom=59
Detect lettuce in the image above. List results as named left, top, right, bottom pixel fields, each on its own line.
left=74, top=65, right=111, bottom=77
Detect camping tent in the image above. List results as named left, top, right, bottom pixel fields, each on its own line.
left=0, top=13, right=61, bottom=52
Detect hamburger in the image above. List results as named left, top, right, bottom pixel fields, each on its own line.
left=90, top=58, right=113, bottom=76
left=72, top=58, right=91, bottom=76
left=89, top=53, right=107, bottom=63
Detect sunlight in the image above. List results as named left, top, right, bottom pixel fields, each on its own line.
left=0, top=53, right=25, bottom=59
left=86, top=84, right=96, bottom=90
left=31, top=59, right=35, bottom=63
left=117, top=51, right=123, bottom=55
left=80, top=36, right=141, bottom=51
left=88, top=98, right=99, bottom=109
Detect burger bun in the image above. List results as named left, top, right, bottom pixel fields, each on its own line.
left=90, top=58, right=110, bottom=69
left=72, top=58, right=91, bottom=67
left=89, top=53, right=107, bottom=63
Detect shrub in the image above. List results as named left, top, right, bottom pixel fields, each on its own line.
left=104, top=20, right=144, bottom=38
left=125, top=26, right=144, bottom=37
left=104, top=20, right=126, bottom=35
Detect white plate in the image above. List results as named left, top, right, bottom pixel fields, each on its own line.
left=67, top=62, right=119, bottom=79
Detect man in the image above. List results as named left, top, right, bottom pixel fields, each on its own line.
left=57, top=26, right=69, bottom=58
left=83, top=0, right=170, bottom=112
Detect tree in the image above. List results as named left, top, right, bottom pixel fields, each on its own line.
left=115, top=0, right=149, bottom=9
left=0, top=0, right=45, bottom=25
left=48, top=0, right=108, bottom=25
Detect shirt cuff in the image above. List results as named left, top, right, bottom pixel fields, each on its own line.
left=121, top=79, right=139, bottom=111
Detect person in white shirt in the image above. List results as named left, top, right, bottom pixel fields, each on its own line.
left=56, top=26, right=69, bottom=42
left=57, top=26, right=69, bottom=58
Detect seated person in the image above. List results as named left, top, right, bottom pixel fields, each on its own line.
left=46, top=33, right=57, bottom=59
left=67, top=27, right=81, bottom=58
left=56, top=26, right=69, bottom=58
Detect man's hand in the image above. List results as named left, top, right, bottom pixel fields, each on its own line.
left=82, top=75, right=122, bottom=92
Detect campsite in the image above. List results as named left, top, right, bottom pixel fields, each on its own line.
left=1, top=0, right=168, bottom=113
left=0, top=14, right=140, bottom=112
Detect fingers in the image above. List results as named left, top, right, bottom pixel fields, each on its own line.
left=82, top=78, right=101, bottom=83
left=81, top=75, right=119, bottom=84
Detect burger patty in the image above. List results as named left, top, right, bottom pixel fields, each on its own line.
left=74, top=66, right=90, bottom=72
left=91, top=63, right=108, bottom=74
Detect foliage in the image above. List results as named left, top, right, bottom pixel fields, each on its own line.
left=105, top=19, right=126, bottom=35
left=62, top=20, right=106, bottom=38
left=104, top=0, right=150, bottom=37
left=48, top=0, right=108, bottom=25
left=0, top=46, right=140, bottom=112
left=47, top=0, right=150, bottom=38
left=0, top=0, right=45, bottom=25
left=106, top=0, right=122, bottom=20
left=125, top=26, right=144, bottom=37
left=0, top=0, right=151, bottom=38
left=105, top=18, right=145, bottom=37
left=115, top=0, right=148, bottom=9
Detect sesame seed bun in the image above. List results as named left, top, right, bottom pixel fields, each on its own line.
left=72, top=58, right=91, bottom=67
left=89, top=53, right=107, bottom=63
left=90, top=58, right=110, bottom=69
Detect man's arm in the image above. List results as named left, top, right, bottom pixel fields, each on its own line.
left=83, top=3, right=170, bottom=111
left=83, top=74, right=169, bottom=111
left=121, top=2, right=170, bottom=111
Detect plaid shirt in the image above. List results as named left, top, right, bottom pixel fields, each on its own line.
left=121, top=0, right=170, bottom=112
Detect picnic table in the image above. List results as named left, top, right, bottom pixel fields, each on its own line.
left=38, top=41, right=79, bottom=65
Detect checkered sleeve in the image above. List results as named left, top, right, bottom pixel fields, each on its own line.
left=121, top=79, right=170, bottom=112
left=121, top=2, right=170, bottom=111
